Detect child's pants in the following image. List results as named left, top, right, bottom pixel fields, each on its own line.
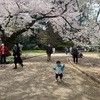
left=55, top=73, right=63, bottom=79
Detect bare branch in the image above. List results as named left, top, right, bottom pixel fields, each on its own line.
left=96, top=8, right=100, bottom=25
left=61, top=16, right=80, bottom=32
left=3, top=6, right=12, bottom=27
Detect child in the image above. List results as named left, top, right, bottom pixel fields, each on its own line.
left=53, top=61, right=65, bottom=81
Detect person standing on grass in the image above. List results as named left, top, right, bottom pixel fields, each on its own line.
left=12, top=43, right=23, bottom=69
left=46, top=44, right=53, bottom=61
left=0, top=43, right=8, bottom=66
left=53, top=61, right=65, bottom=82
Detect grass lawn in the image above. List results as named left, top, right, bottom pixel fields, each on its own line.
left=83, top=52, right=100, bottom=58
left=9, top=50, right=45, bottom=55
left=22, top=50, right=45, bottom=54
left=6, top=51, right=100, bottom=63
left=6, top=50, right=45, bottom=63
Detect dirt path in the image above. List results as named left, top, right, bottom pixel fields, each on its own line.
left=0, top=54, right=100, bottom=100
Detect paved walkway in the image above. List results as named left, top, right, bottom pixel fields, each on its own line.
left=0, top=54, right=100, bottom=100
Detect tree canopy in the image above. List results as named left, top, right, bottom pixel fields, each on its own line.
left=0, top=0, right=100, bottom=47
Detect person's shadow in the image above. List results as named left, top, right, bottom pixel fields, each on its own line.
left=57, top=80, right=71, bottom=87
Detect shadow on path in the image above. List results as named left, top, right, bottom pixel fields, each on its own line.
left=0, top=54, right=100, bottom=100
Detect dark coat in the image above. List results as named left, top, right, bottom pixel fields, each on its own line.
left=72, top=47, right=78, bottom=55
left=13, top=46, right=22, bottom=64
left=46, top=46, right=53, bottom=54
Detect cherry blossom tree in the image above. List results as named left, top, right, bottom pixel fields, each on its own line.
left=76, top=0, right=100, bottom=45
left=0, top=0, right=99, bottom=46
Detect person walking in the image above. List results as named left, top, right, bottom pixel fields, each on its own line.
left=65, top=47, right=68, bottom=54
left=13, top=43, right=23, bottom=69
left=71, top=46, right=79, bottom=64
left=0, top=43, right=8, bottom=66
left=53, top=61, right=65, bottom=82
left=46, top=44, right=53, bottom=61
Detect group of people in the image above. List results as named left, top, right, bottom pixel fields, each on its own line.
left=0, top=43, right=23, bottom=69
left=46, top=44, right=83, bottom=64
left=46, top=44, right=83, bottom=82
left=0, top=43, right=82, bottom=82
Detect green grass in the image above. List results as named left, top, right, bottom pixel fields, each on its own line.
left=22, top=50, right=45, bottom=56
left=23, top=50, right=45, bottom=54
left=9, top=50, right=45, bottom=55
left=83, top=52, right=100, bottom=58
left=6, top=51, right=100, bottom=64
left=6, top=57, right=14, bottom=63
left=6, top=50, right=45, bottom=63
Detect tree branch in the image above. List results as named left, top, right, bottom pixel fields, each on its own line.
left=96, top=8, right=100, bottom=26
left=61, top=16, right=80, bottom=32
left=3, top=0, right=77, bottom=46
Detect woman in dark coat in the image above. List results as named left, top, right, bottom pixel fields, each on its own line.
left=71, top=46, right=79, bottom=64
left=13, top=43, right=23, bottom=69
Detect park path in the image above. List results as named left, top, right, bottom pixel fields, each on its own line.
left=0, top=53, right=100, bottom=100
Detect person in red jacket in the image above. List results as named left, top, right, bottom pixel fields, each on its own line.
left=0, top=50, right=1, bottom=64
left=0, top=43, right=8, bottom=65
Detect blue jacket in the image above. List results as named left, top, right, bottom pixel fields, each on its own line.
left=53, top=65, right=65, bottom=74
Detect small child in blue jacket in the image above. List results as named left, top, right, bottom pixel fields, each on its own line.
left=53, top=61, right=65, bottom=81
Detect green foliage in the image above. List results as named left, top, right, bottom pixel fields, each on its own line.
left=12, top=21, right=74, bottom=51
left=56, top=41, right=74, bottom=51
left=27, top=44, right=39, bottom=50
left=14, top=34, right=39, bottom=50
left=6, top=57, right=14, bottom=63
